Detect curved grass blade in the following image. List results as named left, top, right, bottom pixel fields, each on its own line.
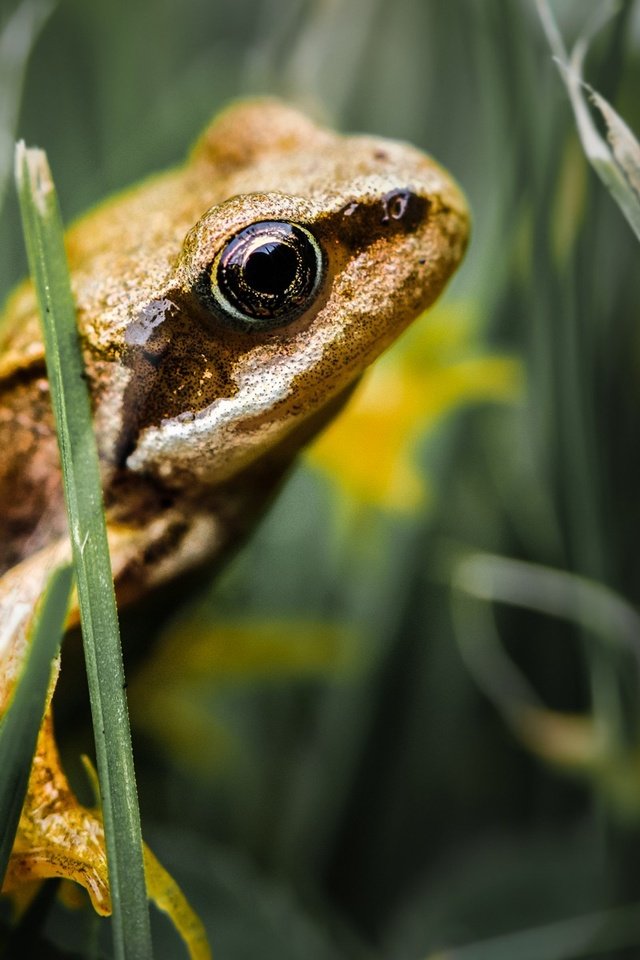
left=427, top=901, right=640, bottom=960
left=0, top=563, right=72, bottom=890
left=14, top=143, right=153, bottom=960
left=0, top=0, right=54, bottom=218
left=536, top=0, right=640, bottom=241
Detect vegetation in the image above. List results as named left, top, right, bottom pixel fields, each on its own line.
left=1, top=0, right=639, bottom=957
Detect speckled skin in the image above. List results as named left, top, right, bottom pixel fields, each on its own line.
left=0, top=98, right=468, bottom=911
left=0, top=99, right=467, bottom=587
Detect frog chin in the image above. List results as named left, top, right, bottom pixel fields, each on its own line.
left=125, top=333, right=335, bottom=489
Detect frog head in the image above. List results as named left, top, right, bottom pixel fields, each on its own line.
left=83, top=100, right=469, bottom=490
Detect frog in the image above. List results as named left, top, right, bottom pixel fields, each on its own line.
left=0, top=99, right=469, bottom=915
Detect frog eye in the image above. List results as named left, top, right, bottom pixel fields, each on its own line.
left=198, top=220, right=324, bottom=331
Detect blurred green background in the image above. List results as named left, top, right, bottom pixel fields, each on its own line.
left=2, top=0, right=640, bottom=957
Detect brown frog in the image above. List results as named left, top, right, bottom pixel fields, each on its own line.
left=0, top=99, right=468, bottom=916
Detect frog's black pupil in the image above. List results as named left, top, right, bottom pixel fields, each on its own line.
left=244, top=241, right=298, bottom=295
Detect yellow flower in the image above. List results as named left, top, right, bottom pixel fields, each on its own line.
left=307, top=301, right=523, bottom=513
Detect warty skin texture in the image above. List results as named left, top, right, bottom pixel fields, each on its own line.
left=0, top=99, right=468, bottom=592
left=0, top=99, right=468, bottom=911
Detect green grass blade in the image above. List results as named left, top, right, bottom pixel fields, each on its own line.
left=0, top=563, right=73, bottom=890
left=430, top=901, right=640, bottom=960
left=14, top=143, right=153, bottom=960
left=536, top=0, right=640, bottom=241
left=0, top=0, right=54, bottom=219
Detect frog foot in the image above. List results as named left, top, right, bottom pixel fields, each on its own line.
left=3, top=709, right=212, bottom=959
left=2, top=709, right=110, bottom=914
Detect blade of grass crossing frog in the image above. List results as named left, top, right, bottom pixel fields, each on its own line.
left=79, top=756, right=212, bottom=960
left=14, top=143, right=153, bottom=960
left=0, top=563, right=72, bottom=891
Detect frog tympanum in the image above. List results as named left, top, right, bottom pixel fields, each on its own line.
left=0, top=100, right=468, bottom=916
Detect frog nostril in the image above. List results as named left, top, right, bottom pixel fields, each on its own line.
left=336, top=189, right=430, bottom=250
left=381, top=189, right=429, bottom=231
left=382, top=190, right=410, bottom=223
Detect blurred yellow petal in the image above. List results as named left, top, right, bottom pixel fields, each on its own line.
left=130, top=618, right=358, bottom=776
left=134, top=618, right=357, bottom=688
left=307, top=301, right=523, bottom=513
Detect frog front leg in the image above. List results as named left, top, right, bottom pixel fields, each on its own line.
left=0, top=507, right=215, bottom=912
